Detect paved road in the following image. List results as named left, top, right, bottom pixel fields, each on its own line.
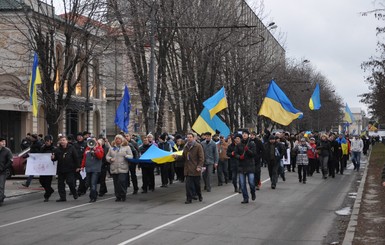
left=0, top=158, right=365, bottom=245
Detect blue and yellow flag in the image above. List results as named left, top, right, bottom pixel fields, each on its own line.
left=138, top=144, right=182, bottom=164
left=203, top=86, right=228, bottom=118
left=343, top=103, right=354, bottom=124
left=192, top=107, right=230, bottom=137
left=29, top=53, right=42, bottom=117
left=309, top=83, right=321, bottom=110
left=258, top=80, right=303, bottom=126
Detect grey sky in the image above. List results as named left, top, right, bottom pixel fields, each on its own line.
left=254, top=0, right=381, bottom=113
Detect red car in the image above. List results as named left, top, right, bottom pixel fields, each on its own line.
left=7, top=148, right=30, bottom=179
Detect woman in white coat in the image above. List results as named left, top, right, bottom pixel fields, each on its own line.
left=106, top=134, right=133, bottom=201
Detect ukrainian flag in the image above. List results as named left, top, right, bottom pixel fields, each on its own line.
left=203, top=86, right=228, bottom=118
left=309, top=83, right=321, bottom=110
left=343, top=103, right=354, bottom=124
left=29, top=53, right=42, bottom=117
left=258, top=80, right=303, bottom=126
left=138, top=145, right=183, bottom=164
left=192, top=107, right=230, bottom=137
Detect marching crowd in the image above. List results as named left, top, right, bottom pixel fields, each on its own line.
left=0, top=129, right=372, bottom=206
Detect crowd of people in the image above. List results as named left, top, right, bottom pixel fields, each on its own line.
left=0, top=129, right=374, bottom=206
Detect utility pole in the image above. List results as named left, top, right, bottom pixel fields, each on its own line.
left=148, top=1, right=156, bottom=134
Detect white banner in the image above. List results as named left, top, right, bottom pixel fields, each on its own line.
left=282, top=149, right=291, bottom=165
left=26, top=153, right=57, bottom=176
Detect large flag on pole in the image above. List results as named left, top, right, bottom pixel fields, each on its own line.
left=258, top=80, right=303, bottom=126
left=309, top=83, right=321, bottom=110
left=29, top=53, right=42, bottom=117
left=192, top=107, right=230, bottom=137
left=343, top=103, right=354, bottom=124
left=114, top=84, right=131, bottom=133
left=203, top=86, right=228, bottom=118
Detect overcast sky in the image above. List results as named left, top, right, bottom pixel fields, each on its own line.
left=249, top=0, right=381, bottom=113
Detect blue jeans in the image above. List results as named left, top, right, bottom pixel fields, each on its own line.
left=352, top=152, right=361, bottom=170
left=239, top=172, right=255, bottom=201
left=87, top=172, right=100, bottom=200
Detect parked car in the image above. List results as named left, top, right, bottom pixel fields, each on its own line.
left=7, top=148, right=30, bottom=179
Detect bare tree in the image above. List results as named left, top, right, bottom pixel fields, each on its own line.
left=0, top=0, right=111, bottom=139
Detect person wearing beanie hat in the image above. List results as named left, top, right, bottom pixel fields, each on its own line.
left=158, top=133, right=172, bottom=187
left=22, top=133, right=43, bottom=187
left=250, top=131, right=264, bottom=190
left=233, top=129, right=257, bottom=203
left=73, top=132, right=88, bottom=196
left=242, top=129, right=250, bottom=135
left=264, top=133, right=285, bottom=189
left=201, top=131, right=219, bottom=192
left=40, top=135, right=56, bottom=202
left=227, top=134, right=240, bottom=193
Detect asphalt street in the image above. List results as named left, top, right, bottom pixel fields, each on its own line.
left=0, top=158, right=365, bottom=245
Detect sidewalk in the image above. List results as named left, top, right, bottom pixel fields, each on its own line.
left=5, top=177, right=46, bottom=198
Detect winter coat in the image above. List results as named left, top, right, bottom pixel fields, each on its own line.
left=251, top=138, right=264, bottom=164
left=53, top=144, right=79, bottom=174
left=263, top=142, right=285, bottom=164
left=74, top=140, right=87, bottom=163
left=81, top=145, right=104, bottom=173
left=329, top=140, right=340, bottom=161
left=40, top=144, right=56, bottom=154
left=106, top=143, right=133, bottom=174
left=350, top=138, right=364, bottom=153
left=30, top=140, right=43, bottom=153
left=201, top=140, right=219, bottom=165
left=175, top=141, right=204, bottom=177
left=234, top=138, right=256, bottom=173
left=316, top=140, right=331, bottom=157
left=173, top=143, right=185, bottom=168
left=0, top=146, right=13, bottom=174
left=226, top=142, right=239, bottom=170
left=217, top=141, right=229, bottom=161
left=293, top=142, right=311, bottom=165
left=307, top=142, right=318, bottom=159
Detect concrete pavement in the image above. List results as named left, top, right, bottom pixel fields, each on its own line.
left=4, top=176, right=45, bottom=198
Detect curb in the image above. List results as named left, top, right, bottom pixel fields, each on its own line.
left=342, top=149, right=371, bottom=245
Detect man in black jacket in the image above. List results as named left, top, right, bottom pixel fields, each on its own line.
left=0, top=137, right=13, bottom=205
left=40, top=135, right=56, bottom=202
left=52, top=136, right=80, bottom=202
left=263, top=135, right=285, bottom=189
left=250, top=132, right=264, bottom=190
left=234, top=130, right=257, bottom=204
left=73, top=132, right=87, bottom=195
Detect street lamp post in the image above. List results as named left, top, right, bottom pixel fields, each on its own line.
left=148, top=1, right=156, bottom=134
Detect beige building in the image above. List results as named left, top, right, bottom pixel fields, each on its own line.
left=0, top=0, right=107, bottom=152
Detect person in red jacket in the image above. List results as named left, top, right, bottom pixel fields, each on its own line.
left=81, top=137, right=104, bottom=202
left=307, top=137, right=318, bottom=176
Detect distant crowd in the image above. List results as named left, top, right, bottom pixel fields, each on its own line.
left=0, top=129, right=376, bottom=206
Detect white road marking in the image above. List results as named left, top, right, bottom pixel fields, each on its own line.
left=117, top=178, right=271, bottom=245
left=0, top=197, right=116, bottom=229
